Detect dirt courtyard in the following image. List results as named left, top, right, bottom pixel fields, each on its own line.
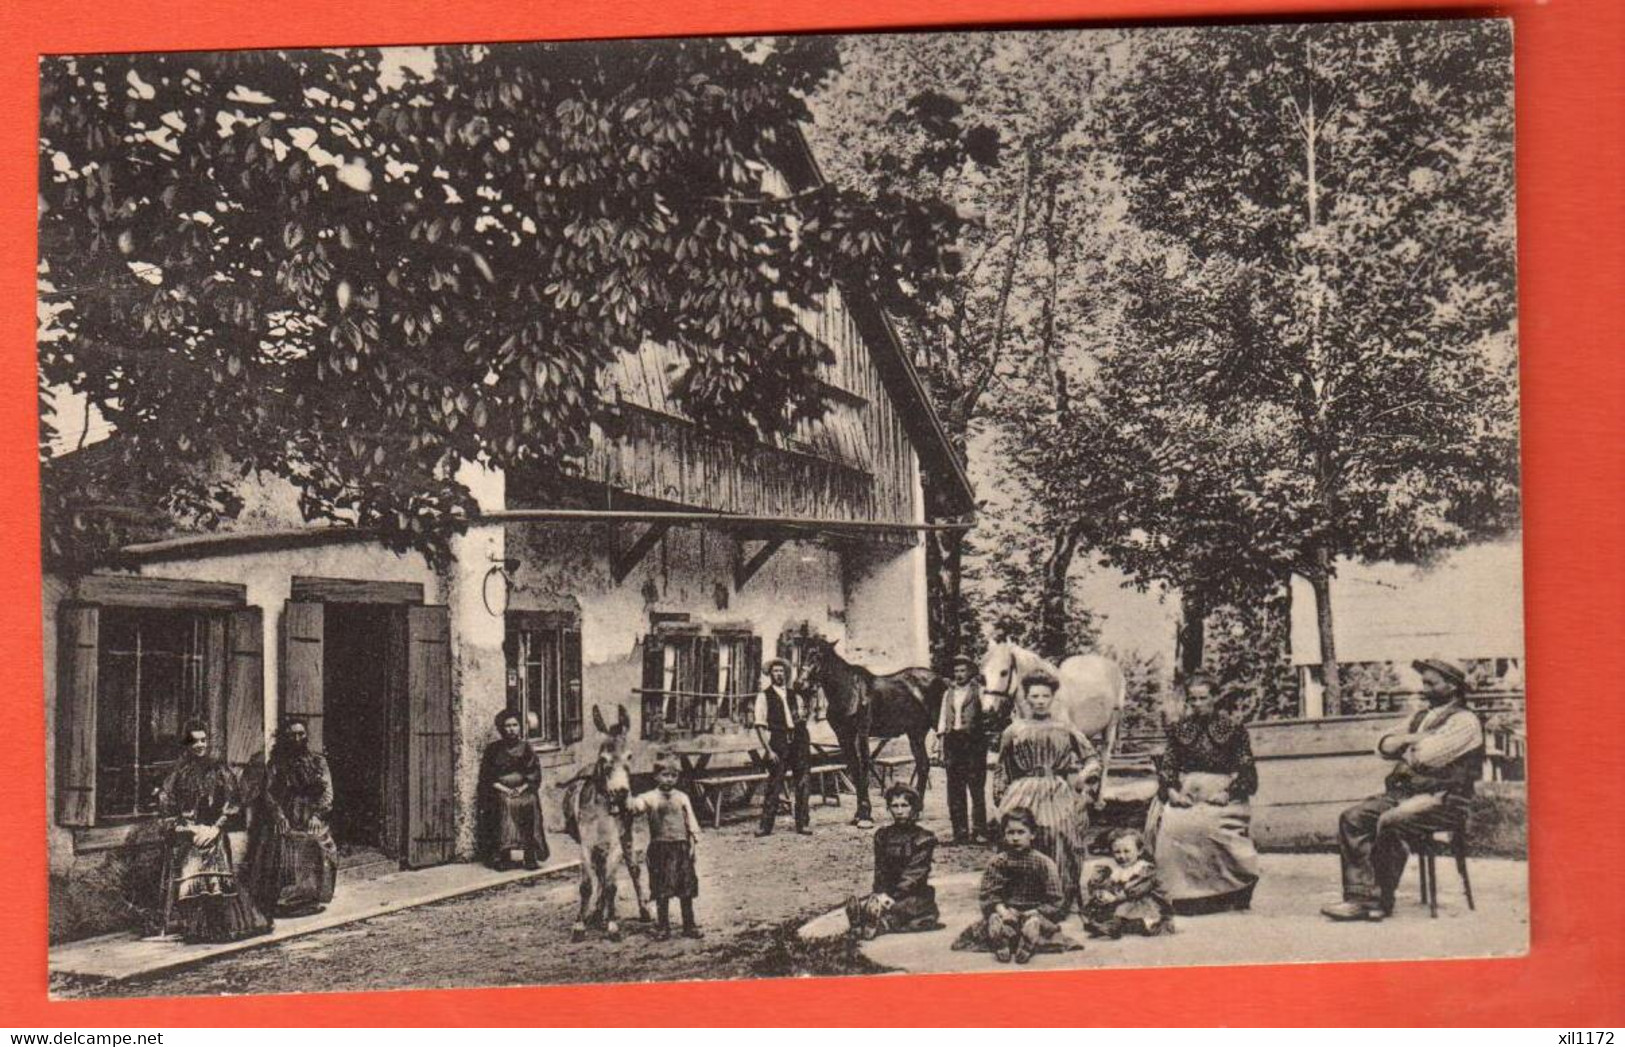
left=60, top=770, right=1527, bottom=1000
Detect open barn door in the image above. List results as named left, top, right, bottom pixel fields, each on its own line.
left=405, top=605, right=454, bottom=868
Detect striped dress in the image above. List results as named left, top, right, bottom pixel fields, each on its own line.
left=992, top=717, right=1100, bottom=911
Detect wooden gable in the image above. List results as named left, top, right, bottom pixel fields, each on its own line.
left=591, top=284, right=921, bottom=525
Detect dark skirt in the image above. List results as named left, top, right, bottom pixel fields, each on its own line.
left=646, top=839, right=698, bottom=900
left=167, top=834, right=273, bottom=943
left=845, top=891, right=941, bottom=936
left=488, top=788, right=549, bottom=861
left=950, top=908, right=1081, bottom=953
left=249, top=826, right=337, bottom=915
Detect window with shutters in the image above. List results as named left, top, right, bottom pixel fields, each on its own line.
left=639, top=626, right=761, bottom=740
left=56, top=579, right=261, bottom=834
left=504, top=611, right=583, bottom=747
left=96, top=608, right=209, bottom=820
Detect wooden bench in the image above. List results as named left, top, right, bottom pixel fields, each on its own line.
left=870, top=753, right=916, bottom=790
left=808, top=757, right=851, bottom=806
left=690, top=769, right=771, bottom=830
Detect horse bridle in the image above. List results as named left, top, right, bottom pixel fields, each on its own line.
left=982, top=648, right=1018, bottom=701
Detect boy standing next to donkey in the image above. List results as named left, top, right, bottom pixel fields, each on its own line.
left=628, top=755, right=703, bottom=940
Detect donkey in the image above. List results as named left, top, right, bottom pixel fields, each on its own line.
left=798, top=636, right=943, bottom=829
left=560, top=704, right=649, bottom=941
left=979, top=642, right=1127, bottom=805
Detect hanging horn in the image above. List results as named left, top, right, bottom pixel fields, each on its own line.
left=592, top=705, right=608, bottom=735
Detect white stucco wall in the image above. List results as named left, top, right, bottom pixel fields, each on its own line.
left=1288, top=535, right=1526, bottom=666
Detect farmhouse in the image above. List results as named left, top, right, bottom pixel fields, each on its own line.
left=43, top=164, right=975, bottom=945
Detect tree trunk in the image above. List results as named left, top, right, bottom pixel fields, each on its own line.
left=1306, top=543, right=1341, bottom=714
left=1037, top=522, right=1083, bottom=661
left=925, top=530, right=956, bottom=673
left=1176, top=591, right=1206, bottom=677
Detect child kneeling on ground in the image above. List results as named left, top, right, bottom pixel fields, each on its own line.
left=951, top=807, right=1082, bottom=964
left=845, top=783, right=942, bottom=940
left=628, top=755, right=702, bottom=940
left=1082, top=828, right=1174, bottom=938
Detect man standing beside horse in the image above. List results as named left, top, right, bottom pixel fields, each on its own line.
left=937, top=654, right=991, bottom=845
left=754, top=658, right=814, bottom=837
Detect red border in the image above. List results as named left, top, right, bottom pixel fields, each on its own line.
left=2, top=0, right=1620, bottom=1027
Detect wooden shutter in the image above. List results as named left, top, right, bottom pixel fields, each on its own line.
left=744, top=634, right=764, bottom=700
left=561, top=626, right=583, bottom=744
left=640, top=636, right=665, bottom=740
left=201, top=616, right=229, bottom=752
left=697, top=635, right=720, bottom=730
left=56, top=604, right=99, bottom=827
left=405, top=605, right=454, bottom=868
left=281, top=601, right=326, bottom=751
left=224, top=608, right=265, bottom=786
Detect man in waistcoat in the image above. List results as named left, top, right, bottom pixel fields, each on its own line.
left=1322, top=658, right=1485, bottom=921
left=754, top=658, right=813, bottom=837
left=936, top=653, right=991, bottom=845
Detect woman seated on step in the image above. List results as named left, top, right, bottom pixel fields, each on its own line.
left=1144, top=673, right=1261, bottom=915
left=845, top=783, right=941, bottom=940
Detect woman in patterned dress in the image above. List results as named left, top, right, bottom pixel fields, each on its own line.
left=1144, top=673, right=1261, bottom=915
left=158, top=721, right=273, bottom=943
left=991, top=670, right=1102, bottom=914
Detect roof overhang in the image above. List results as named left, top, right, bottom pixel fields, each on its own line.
left=777, top=127, right=977, bottom=517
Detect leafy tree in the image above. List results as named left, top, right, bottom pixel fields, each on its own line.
left=1101, top=22, right=1520, bottom=706
left=38, top=39, right=962, bottom=567
left=808, top=31, right=1129, bottom=665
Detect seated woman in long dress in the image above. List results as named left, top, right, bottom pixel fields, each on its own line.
left=845, top=784, right=941, bottom=940
left=1144, top=673, right=1261, bottom=915
left=247, top=716, right=337, bottom=917
left=158, top=720, right=273, bottom=943
left=477, top=710, right=550, bottom=870
left=991, top=669, right=1101, bottom=914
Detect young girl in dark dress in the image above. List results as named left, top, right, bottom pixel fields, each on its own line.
left=627, top=755, right=702, bottom=940
left=845, top=784, right=941, bottom=940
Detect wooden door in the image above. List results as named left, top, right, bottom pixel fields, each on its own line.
left=405, top=605, right=454, bottom=868
left=381, top=607, right=408, bottom=861
left=282, top=601, right=326, bottom=750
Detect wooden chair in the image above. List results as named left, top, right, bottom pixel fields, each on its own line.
left=1413, top=822, right=1475, bottom=918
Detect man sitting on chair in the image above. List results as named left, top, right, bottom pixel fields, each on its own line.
left=1322, top=658, right=1485, bottom=922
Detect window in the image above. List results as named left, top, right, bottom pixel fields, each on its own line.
left=55, top=577, right=262, bottom=831
left=96, top=609, right=208, bottom=820
left=640, top=628, right=761, bottom=740
left=504, top=612, right=583, bottom=746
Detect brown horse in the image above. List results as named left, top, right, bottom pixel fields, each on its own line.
left=798, top=636, right=943, bottom=829
left=560, top=704, right=649, bottom=941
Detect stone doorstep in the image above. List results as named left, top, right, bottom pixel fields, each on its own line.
left=50, top=854, right=583, bottom=986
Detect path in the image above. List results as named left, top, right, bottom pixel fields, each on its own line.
left=800, top=854, right=1528, bottom=974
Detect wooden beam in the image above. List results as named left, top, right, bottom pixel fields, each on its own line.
left=291, top=577, right=426, bottom=605
left=734, top=538, right=785, bottom=591
left=73, top=575, right=247, bottom=610
left=611, top=522, right=671, bottom=584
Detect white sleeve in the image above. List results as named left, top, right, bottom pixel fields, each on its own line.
left=1409, top=712, right=1484, bottom=770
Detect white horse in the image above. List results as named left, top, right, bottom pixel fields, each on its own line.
left=979, top=642, right=1127, bottom=804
